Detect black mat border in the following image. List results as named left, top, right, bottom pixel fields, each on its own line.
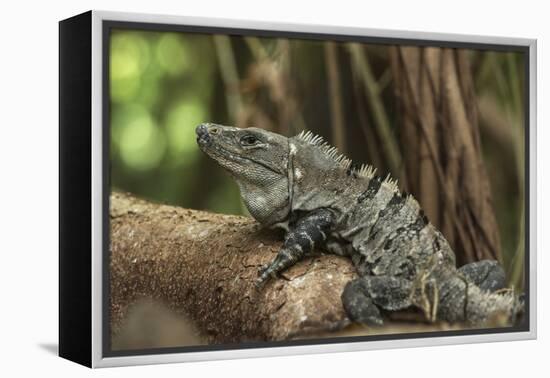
left=59, top=11, right=93, bottom=367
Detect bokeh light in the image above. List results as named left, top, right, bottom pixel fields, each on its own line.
left=110, top=33, right=151, bottom=102
left=156, top=33, right=191, bottom=76
left=165, top=99, right=206, bottom=163
left=114, top=103, right=166, bottom=171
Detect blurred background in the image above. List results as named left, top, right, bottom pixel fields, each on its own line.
left=109, top=28, right=526, bottom=291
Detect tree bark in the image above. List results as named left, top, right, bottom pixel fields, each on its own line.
left=110, top=192, right=356, bottom=345
left=390, top=47, right=502, bottom=266
left=111, top=192, right=480, bottom=349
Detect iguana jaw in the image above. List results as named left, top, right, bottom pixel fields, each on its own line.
left=196, top=123, right=292, bottom=225
left=196, top=123, right=287, bottom=175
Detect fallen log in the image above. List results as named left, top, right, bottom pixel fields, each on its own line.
left=110, top=192, right=357, bottom=345
left=110, top=192, right=476, bottom=349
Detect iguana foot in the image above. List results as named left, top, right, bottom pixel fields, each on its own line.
left=342, top=278, right=384, bottom=326
left=255, top=263, right=276, bottom=288
left=257, top=263, right=270, bottom=277
left=458, top=260, right=506, bottom=292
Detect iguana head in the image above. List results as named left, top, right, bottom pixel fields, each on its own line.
left=196, top=123, right=291, bottom=226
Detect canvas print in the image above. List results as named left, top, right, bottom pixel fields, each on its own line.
left=107, top=27, right=527, bottom=353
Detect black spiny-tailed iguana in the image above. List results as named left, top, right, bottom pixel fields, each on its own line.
left=196, top=123, right=523, bottom=326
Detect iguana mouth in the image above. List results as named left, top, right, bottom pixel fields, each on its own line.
left=195, top=125, right=283, bottom=175
left=211, top=143, right=283, bottom=175
left=196, top=124, right=213, bottom=147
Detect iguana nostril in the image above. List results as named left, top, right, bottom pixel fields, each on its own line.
left=196, top=124, right=208, bottom=137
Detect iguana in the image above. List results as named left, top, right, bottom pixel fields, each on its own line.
left=196, top=123, right=523, bottom=326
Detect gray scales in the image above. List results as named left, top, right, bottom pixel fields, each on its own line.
left=196, top=123, right=523, bottom=326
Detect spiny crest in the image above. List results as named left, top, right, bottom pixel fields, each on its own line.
left=404, top=191, right=419, bottom=208
left=297, top=130, right=352, bottom=169
left=296, top=130, right=380, bottom=180
left=382, top=173, right=400, bottom=192
left=297, top=130, right=325, bottom=145
left=357, top=164, right=377, bottom=179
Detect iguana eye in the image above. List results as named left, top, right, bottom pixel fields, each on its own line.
left=240, top=135, right=260, bottom=146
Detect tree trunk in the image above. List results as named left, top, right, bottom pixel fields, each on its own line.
left=390, top=47, right=502, bottom=266
left=110, top=192, right=480, bottom=349
left=110, top=192, right=356, bottom=346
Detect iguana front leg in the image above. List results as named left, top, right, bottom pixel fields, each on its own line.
left=256, top=208, right=335, bottom=287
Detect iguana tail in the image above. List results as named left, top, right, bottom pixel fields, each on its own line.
left=416, top=264, right=524, bottom=326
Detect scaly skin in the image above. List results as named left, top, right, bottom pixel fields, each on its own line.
left=196, top=123, right=523, bottom=326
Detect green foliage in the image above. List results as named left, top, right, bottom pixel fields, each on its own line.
left=474, top=51, right=526, bottom=288
left=110, top=29, right=525, bottom=288
left=109, top=29, right=232, bottom=211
